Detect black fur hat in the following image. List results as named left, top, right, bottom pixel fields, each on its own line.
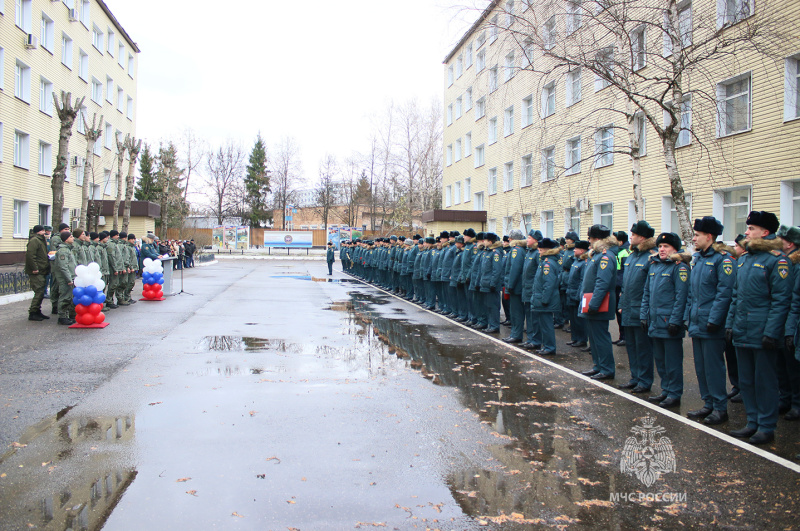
left=693, top=216, right=723, bottom=236
left=629, top=220, right=655, bottom=238
left=588, top=224, right=611, bottom=239
left=655, top=232, right=682, bottom=250
left=439, top=231, right=450, bottom=240
left=463, top=228, right=476, bottom=238
left=575, top=240, right=590, bottom=250
left=539, top=238, right=558, bottom=249
left=425, top=237, right=436, bottom=244
left=745, top=211, right=779, bottom=234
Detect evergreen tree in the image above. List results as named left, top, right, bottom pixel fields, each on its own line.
left=243, top=134, right=271, bottom=227
left=134, top=143, right=158, bottom=202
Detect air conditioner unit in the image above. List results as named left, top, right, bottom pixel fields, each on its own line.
left=25, top=34, right=38, bottom=49
left=71, top=155, right=80, bottom=166
left=97, top=216, right=106, bottom=226
left=576, top=197, right=589, bottom=212
left=68, top=8, right=78, bottom=21
left=70, top=208, right=81, bottom=220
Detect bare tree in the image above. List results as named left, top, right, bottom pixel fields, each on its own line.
left=204, top=140, right=246, bottom=226
left=337, top=157, right=363, bottom=228
left=314, top=154, right=339, bottom=232
left=122, top=136, right=143, bottom=232
left=270, top=137, right=304, bottom=230
left=51, top=91, right=85, bottom=229
left=112, top=135, right=127, bottom=230
left=79, top=113, right=103, bottom=230
left=180, top=128, right=206, bottom=204
left=156, top=142, right=184, bottom=238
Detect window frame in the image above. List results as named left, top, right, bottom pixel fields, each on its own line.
left=541, top=146, right=555, bottom=182
left=565, top=136, right=582, bottom=175
left=716, top=72, right=752, bottom=137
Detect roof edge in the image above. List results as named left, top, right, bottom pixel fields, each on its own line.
left=443, top=0, right=499, bottom=64
left=97, top=0, right=141, bottom=53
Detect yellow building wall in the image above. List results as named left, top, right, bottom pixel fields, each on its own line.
left=0, top=0, right=139, bottom=254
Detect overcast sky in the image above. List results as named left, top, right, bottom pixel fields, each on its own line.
left=105, top=0, right=480, bottom=191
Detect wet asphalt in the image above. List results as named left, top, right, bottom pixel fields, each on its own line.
left=0, top=260, right=799, bottom=530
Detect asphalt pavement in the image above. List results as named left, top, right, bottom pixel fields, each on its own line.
left=0, top=260, right=799, bottom=530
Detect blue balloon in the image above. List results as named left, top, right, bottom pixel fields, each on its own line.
left=157, top=278, right=164, bottom=285
left=72, top=297, right=81, bottom=306
left=84, top=285, right=97, bottom=297
left=94, top=292, right=106, bottom=304
left=73, top=287, right=85, bottom=298
left=80, top=295, right=93, bottom=306
left=143, top=273, right=152, bottom=284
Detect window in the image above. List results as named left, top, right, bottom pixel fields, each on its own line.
left=523, top=213, right=532, bottom=233
left=717, top=189, right=749, bottom=242
left=506, top=0, right=515, bottom=24
left=502, top=216, right=513, bottom=235
left=566, top=0, right=582, bottom=34
left=454, top=181, right=461, bottom=205
left=717, top=0, right=751, bottom=28
left=92, top=25, right=103, bottom=52
left=541, top=147, right=555, bottom=182
left=474, top=192, right=484, bottom=211
left=103, top=169, right=114, bottom=196
left=717, top=73, right=751, bottom=136
left=76, top=106, right=87, bottom=134
left=128, top=53, right=135, bottom=77
left=464, top=178, right=471, bottom=202
left=41, top=14, right=54, bottom=52
left=15, top=60, right=31, bottom=103
left=76, top=157, right=85, bottom=185
left=0, top=48, right=3, bottom=91
left=489, top=66, right=498, bottom=92
left=456, top=55, right=463, bottom=79
left=39, top=78, right=53, bottom=115
left=543, top=16, right=556, bottom=50
left=595, top=47, right=614, bottom=91
left=664, top=2, right=693, bottom=54
left=633, top=112, right=647, bottom=156
left=446, top=145, right=452, bottom=166
left=93, top=135, right=102, bottom=156
left=595, top=203, right=613, bottom=228
left=781, top=181, right=800, bottom=226
left=594, top=125, right=614, bottom=168
left=447, top=65, right=454, bottom=87
left=631, top=26, right=646, bottom=70
left=62, top=207, right=70, bottom=225
left=91, top=78, right=103, bottom=103
left=106, top=76, right=114, bottom=103
left=522, top=95, right=534, bottom=127
left=117, top=87, right=124, bottom=112
left=79, top=50, right=89, bottom=80
left=38, top=204, right=50, bottom=227
left=566, top=207, right=581, bottom=235
left=38, top=142, right=52, bottom=176
left=504, top=106, right=514, bottom=136
left=477, top=31, right=486, bottom=49
left=628, top=199, right=646, bottom=228
left=542, top=82, right=555, bottom=117
left=465, top=43, right=473, bottom=68
left=565, top=136, right=581, bottom=175
left=463, top=89, right=472, bottom=113
left=489, top=15, right=498, bottom=44
left=61, top=34, right=73, bottom=68
left=488, top=219, right=497, bottom=233
left=104, top=123, right=113, bottom=149
left=16, top=0, right=31, bottom=32
left=455, top=97, right=462, bottom=119
left=504, top=51, right=515, bottom=82
left=465, top=132, right=472, bottom=157
left=488, top=117, right=498, bottom=144
left=455, top=138, right=462, bottom=161
left=13, top=200, right=29, bottom=237
left=14, top=131, right=30, bottom=169
left=126, top=96, right=134, bottom=119
left=662, top=195, right=691, bottom=233
left=542, top=211, right=554, bottom=238
left=665, top=95, right=692, bottom=147
left=503, top=162, right=514, bottom=191
left=107, top=29, right=115, bottom=56
left=784, top=55, right=800, bottom=121
left=118, top=43, right=125, bottom=67
left=521, top=154, right=533, bottom=187
left=488, top=167, right=498, bottom=195
left=522, top=39, right=534, bottom=67
left=80, top=0, right=90, bottom=26
left=477, top=49, right=486, bottom=72
left=566, top=68, right=582, bottom=106
left=445, top=185, right=452, bottom=207
left=447, top=104, right=453, bottom=126
left=475, top=144, right=485, bottom=167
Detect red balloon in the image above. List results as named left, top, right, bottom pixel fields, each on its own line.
left=75, top=305, right=88, bottom=315
left=94, top=312, right=105, bottom=324
left=153, top=286, right=163, bottom=295
left=143, top=289, right=154, bottom=299
left=88, top=303, right=102, bottom=315
left=78, top=313, right=94, bottom=326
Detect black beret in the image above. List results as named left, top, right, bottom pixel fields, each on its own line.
left=127, top=233, right=136, bottom=240
left=463, top=228, right=477, bottom=238
left=58, top=223, right=70, bottom=231
left=630, top=220, right=655, bottom=238
left=99, top=231, right=110, bottom=239
left=119, top=231, right=127, bottom=239
left=693, top=216, right=723, bottom=236
left=539, top=238, right=558, bottom=249
left=109, top=230, right=119, bottom=237
left=615, top=230, right=628, bottom=243
left=588, top=224, right=611, bottom=239
left=32, top=225, right=45, bottom=234
left=575, top=240, right=590, bottom=250
left=655, top=232, right=682, bottom=250
left=745, top=211, right=779, bottom=234
left=89, top=232, right=99, bottom=240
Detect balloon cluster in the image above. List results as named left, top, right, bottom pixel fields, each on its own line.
left=142, top=258, right=165, bottom=300
left=72, top=263, right=107, bottom=326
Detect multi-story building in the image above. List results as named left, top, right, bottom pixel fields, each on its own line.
left=439, top=0, right=800, bottom=242
left=0, top=0, right=139, bottom=263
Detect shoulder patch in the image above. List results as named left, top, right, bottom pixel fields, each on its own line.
left=512, top=250, right=517, bottom=258
left=494, top=255, right=499, bottom=262
left=723, top=260, right=733, bottom=276
left=679, top=269, right=688, bottom=282
left=771, top=250, right=783, bottom=257
left=599, top=256, right=609, bottom=270
left=778, top=260, right=790, bottom=279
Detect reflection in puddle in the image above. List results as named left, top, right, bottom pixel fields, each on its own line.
left=199, top=336, right=301, bottom=353
left=0, top=410, right=137, bottom=530
left=269, top=275, right=360, bottom=283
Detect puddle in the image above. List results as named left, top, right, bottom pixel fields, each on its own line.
left=270, top=275, right=360, bottom=283
left=199, top=336, right=301, bottom=353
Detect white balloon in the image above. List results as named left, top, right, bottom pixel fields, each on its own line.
left=143, top=258, right=153, bottom=266
left=94, top=279, right=106, bottom=291
left=88, top=262, right=101, bottom=274
left=74, top=276, right=89, bottom=287
left=75, top=264, right=88, bottom=278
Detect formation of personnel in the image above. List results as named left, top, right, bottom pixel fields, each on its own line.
left=338, top=210, right=800, bottom=448
left=26, top=223, right=141, bottom=325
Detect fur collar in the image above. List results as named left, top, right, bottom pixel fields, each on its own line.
left=528, top=240, right=539, bottom=251
left=565, top=243, right=575, bottom=250
left=591, top=235, right=618, bottom=254
left=576, top=251, right=590, bottom=261
left=510, top=239, right=527, bottom=247
left=476, top=244, right=485, bottom=250
left=633, top=237, right=656, bottom=253
left=541, top=247, right=561, bottom=257
left=668, top=251, right=692, bottom=264
left=488, top=241, right=502, bottom=250
left=711, top=242, right=736, bottom=256
left=789, top=249, right=800, bottom=264
left=441, top=241, right=450, bottom=248
left=746, top=236, right=782, bottom=254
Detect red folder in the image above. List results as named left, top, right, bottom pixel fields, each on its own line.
left=581, top=292, right=610, bottom=313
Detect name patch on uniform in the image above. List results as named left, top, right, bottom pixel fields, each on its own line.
left=679, top=270, right=688, bottom=282
left=779, top=261, right=789, bottom=279
left=723, top=260, right=733, bottom=276
left=753, top=263, right=765, bottom=269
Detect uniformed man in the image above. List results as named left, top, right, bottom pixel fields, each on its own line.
left=449, top=235, right=466, bottom=320
left=559, top=231, right=579, bottom=332
left=405, top=235, right=421, bottom=300
left=777, top=224, right=800, bottom=421
left=439, top=231, right=459, bottom=315
left=468, top=233, right=487, bottom=328
left=578, top=225, right=619, bottom=380
left=122, top=233, right=138, bottom=304
left=430, top=231, right=448, bottom=312
left=106, top=230, right=125, bottom=307
left=613, top=231, right=631, bottom=346
left=412, top=237, right=425, bottom=303
left=459, top=229, right=477, bottom=323
left=532, top=238, right=562, bottom=355
left=726, top=211, right=792, bottom=445
left=419, top=237, right=435, bottom=308
left=48, top=223, right=70, bottom=315
left=71, top=229, right=88, bottom=265
left=53, top=230, right=78, bottom=325
left=618, top=220, right=656, bottom=394
left=503, top=230, right=527, bottom=343
left=25, top=225, right=51, bottom=321
left=685, top=216, right=735, bottom=424
left=520, top=230, right=542, bottom=349
left=566, top=241, right=590, bottom=349
left=500, top=235, right=512, bottom=325
left=479, top=233, right=504, bottom=333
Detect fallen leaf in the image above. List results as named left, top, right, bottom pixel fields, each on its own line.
left=286, top=500, right=296, bottom=504
left=249, top=411, right=257, bottom=417
left=266, top=456, right=281, bottom=464
left=186, top=490, right=198, bottom=497
left=176, top=478, right=191, bottom=483
left=0, top=473, right=6, bottom=478
left=148, top=402, right=162, bottom=406
left=231, top=512, right=243, bottom=518
left=10, top=442, right=26, bottom=449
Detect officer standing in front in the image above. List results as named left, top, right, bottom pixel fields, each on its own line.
left=777, top=224, right=800, bottom=421
left=53, top=231, right=78, bottom=325
left=531, top=238, right=562, bottom=355
left=25, top=225, right=51, bottom=321
left=503, top=230, right=527, bottom=343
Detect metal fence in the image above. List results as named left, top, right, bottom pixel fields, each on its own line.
left=0, top=272, right=31, bottom=296
left=197, top=253, right=215, bottom=263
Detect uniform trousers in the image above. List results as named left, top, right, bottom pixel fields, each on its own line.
left=28, top=274, right=47, bottom=314
left=777, top=347, right=800, bottom=410
left=535, top=311, right=556, bottom=352
left=652, top=337, right=684, bottom=400
left=568, top=304, right=587, bottom=343
left=736, top=346, right=779, bottom=433
left=524, top=302, right=541, bottom=346
left=584, top=319, right=614, bottom=376
left=484, top=290, right=500, bottom=329
left=692, top=338, right=728, bottom=411
left=625, top=326, right=654, bottom=389
left=508, top=293, right=524, bottom=340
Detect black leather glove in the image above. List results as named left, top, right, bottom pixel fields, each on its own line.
left=706, top=322, right=721, bottom=334
left=640, top=320, right=648, bottom=332
left=786, top=336, right=795, bottom=352
left=668, top=324, right=681, bottom=336
left=762, top=335, right=780, bottom=350
left=725, top=328, right=733, bottom=344
left=587, top=308, right=598, bottom=315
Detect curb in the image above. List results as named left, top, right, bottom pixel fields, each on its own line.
left=0, top=291, right=34, bottom=307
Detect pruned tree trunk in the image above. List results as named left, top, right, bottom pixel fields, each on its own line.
left=113, top=135, right=127, bottom=230
left=627, top=101, right=644, bottom=222
left=51, top=91, right=84, bottom=229
left=80, top=114, right=104, bottom=229
left=663, top=138, right=693, bottom=249
left=123, top=136, right=142, bottom=232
